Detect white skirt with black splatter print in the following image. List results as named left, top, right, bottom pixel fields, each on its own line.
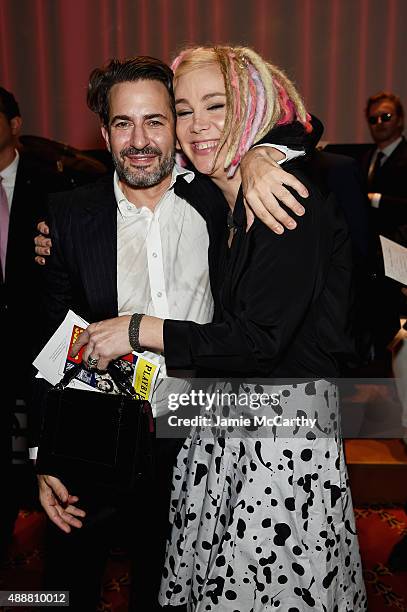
left=159, top=380, right=367, bottom=612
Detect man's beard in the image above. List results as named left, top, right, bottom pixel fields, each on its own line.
left=112, top=145, right=175, bottom=187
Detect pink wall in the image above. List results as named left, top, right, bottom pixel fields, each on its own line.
left=1, top=0, right=405, bottom=149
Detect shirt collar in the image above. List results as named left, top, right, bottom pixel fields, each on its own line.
left=0, top=150, right=19, bottom=182
left=170, top=163, right=195, bottom=186
left=378, top=136, right=403, bottom=159
left=114, top=164, right=195, bottom=216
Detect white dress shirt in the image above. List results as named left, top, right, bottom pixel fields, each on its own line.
left=115, top=164, right=214, bottom=416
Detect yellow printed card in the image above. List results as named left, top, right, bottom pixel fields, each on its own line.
left=132, top=353, right=160, bottom=401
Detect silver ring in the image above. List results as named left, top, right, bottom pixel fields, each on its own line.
left=87, top=356, right=99, bottom=369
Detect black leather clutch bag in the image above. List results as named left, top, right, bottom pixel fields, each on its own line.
left=36, top=361, right=154, bottom=494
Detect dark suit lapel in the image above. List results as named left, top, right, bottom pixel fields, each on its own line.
left=75, top=178, right=118, bottom=320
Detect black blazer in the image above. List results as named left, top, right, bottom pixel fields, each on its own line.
left=361, top=137, right=407, bottom=240
left=164, top=159, right=355, bottom=378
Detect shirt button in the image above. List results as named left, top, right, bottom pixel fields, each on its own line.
left=152, top=252, right=158, bottom=258
left=127, top=204, right=132, bottom=211
left=157, top=291, right=162, bottom=297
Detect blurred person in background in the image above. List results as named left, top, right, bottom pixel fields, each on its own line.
left=0, top=86, right=51, bottom=559
left=361, top=91, right=407, bottom=365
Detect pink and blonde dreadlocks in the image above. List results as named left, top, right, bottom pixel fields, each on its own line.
left=172, top=46, right=312, bottom=177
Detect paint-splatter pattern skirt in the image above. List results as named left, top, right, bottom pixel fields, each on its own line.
left=159, top=380, right=367, bottom=611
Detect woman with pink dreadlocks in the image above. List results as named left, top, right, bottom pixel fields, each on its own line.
left=148, top=45, right=366, bottom=612
left=77, top=46, right=367, bottom=610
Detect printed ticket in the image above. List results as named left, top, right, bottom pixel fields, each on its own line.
left=34, top=311, right=160, bottom=401
left=133, top=356, right=160, bottom=400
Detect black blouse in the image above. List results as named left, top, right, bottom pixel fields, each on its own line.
left=165, top=158, right=355, bottom=379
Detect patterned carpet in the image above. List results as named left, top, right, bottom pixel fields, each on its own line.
left=0, top=505, right=406, bottom=611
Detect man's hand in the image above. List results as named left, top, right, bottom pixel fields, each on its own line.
left=71, top=316, right=133, bottom=371
left=37, top=474, right=85, bottom=533
left=34, top=221, right=52, bottom=265
left=240, top=147, right=308, bottom=233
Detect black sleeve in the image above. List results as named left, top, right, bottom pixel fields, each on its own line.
left=321, top=154, right=370, bottom=260
left=255, top=117, right=320, bottom=155
left=40, top=194, right=75, bottom=342
left=30, top=194, right=74, bottom=448
left=163, top=185, right=326, bottom=374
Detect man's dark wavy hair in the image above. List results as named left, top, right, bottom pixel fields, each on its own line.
left=87, top=57, right=175, bottom=127
left=0, top=86, right=20, bottom=120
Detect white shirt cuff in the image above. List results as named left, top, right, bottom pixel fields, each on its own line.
left=370, top=193, right=382, bottom=208
left=29, top=447, right=38, bottom=460
left=252, top=143, right=305, bottom=164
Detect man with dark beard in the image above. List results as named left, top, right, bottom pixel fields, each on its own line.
left=32, top=57, right=308, bottom=611
left=33, top=57, right=210, bottom=612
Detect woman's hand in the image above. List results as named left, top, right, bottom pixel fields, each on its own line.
left=70, top=315, right=164, bottom=370
left=240, top=146, right=308, bottom=233
left=71, top=316, right=132, bottom=371
left=34, top=221, right=52, bottom=265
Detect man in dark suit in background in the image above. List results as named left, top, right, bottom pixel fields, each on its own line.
left=362, top=91, right=407, bottom=571
left=363, top=91, right=407, bottom=240
left=360, top=91, right=407, bottom=362
left=0, top=86, right=104, bottom=562
left=0, top=87, right=53, bottom=559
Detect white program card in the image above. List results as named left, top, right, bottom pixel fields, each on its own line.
left=380, top=236, right=407, bottom=286
left=33, top=310, right=88, bottom=385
